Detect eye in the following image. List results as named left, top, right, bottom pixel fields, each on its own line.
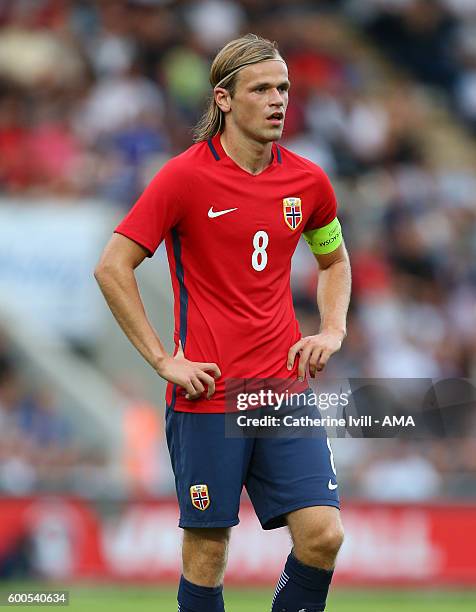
left=255, top=86, right=266, bottom=93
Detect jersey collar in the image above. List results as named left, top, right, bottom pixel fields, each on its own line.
left=207, top=133, right=282, bottom=173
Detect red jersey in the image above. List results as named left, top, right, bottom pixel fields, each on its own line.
left=115, top=134, right=338, bottom=413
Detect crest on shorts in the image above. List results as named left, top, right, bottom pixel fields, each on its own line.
left=283, top=197, right=302, bottom=231
left=190, top=484, right=210, bottom=511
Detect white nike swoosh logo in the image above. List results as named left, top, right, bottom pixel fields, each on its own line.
left=208, top=206, right=238, bottom=218
left=328, top=479, right=338, bottom=490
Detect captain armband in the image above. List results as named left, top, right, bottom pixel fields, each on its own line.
left=303, top=217, right=343, bottom=255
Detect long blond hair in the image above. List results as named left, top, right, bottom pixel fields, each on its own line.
left=193, top=34, right=281, bottom=142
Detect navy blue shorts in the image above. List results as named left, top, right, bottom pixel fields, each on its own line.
left=165, top=398, right=340, bottom=530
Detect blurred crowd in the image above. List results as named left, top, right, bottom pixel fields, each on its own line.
left=0, top=0, right=475, bottom=499
left=351, top=0, right=476, bottom=132
left=0, top=338, right=110, bottom=496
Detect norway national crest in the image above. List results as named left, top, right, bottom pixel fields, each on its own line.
left=190, top=484, right=210, bottom=511
left=283, top=197, right=302, bottom=230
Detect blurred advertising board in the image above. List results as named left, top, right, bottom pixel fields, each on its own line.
left=0, top=497, right=475, bottom=586
left=0, top=203, right=116, bottom=343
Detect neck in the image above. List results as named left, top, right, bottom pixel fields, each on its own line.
left=220, top=129, right=273, bottom=175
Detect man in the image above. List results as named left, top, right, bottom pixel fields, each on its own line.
left=95, top=34, right=351, bottom=612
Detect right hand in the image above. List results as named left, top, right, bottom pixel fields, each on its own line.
left=156, top=342, right=221, bottom=400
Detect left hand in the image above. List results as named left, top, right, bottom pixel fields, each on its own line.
left=287, top=331, right=344, bottom=380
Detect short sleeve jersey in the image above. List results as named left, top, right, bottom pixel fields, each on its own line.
left=115, top=133, right=339, bottom=413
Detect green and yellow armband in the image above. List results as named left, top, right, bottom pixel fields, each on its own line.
left=303, top=217, right=342, bottom=255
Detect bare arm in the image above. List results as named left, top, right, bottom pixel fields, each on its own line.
left=288, top=242, right=351, bottom=379
left=94, top=233, right=220, bottom=399
left=315, top=242, right=351, bottom=340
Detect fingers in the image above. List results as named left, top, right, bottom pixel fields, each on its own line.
left=191, top=376, right=205, bottom=395
left=196, top=370, right=216, bottom=399
left=309, top=347, right=324, bottom=378
left=309, top=347, right=333, bottom=376
left=196, top=362, right=221, bottom=379
left=297, top=342, right=313, bottom=381
left=185, top=375, right=205, bottom=400
left=306, top=346, right=335, bottom=378
left=183, top=379, right=197, bottom=398
left=316, top=349, right=332, bottom=372
left=173, top=346, right=220, bottom=400
left=287, top=338, right=306, bottom=370
left=183, top=364, right=220, bottom=400
left=292, top=333, right=343, bottom=380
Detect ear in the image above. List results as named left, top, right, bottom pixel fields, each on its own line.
left=214, top=87, right=231, bottom=113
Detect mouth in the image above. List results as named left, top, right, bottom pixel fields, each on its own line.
left=267, top=111, right=284, bottom=125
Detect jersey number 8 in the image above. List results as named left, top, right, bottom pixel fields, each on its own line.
left=252, top=230, right=269, bottom=272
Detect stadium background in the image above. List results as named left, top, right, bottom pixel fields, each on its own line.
left=0, top=0, right=475, bottom=610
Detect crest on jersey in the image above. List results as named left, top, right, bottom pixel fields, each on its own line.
left=283, top=197, right=302, bottom=231
left=190, top=484, right=210, bottom=511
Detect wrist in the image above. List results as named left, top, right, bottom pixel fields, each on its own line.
left=153, top=352, right=170, bottom=375
left=320, top=326, right=346, bottom=341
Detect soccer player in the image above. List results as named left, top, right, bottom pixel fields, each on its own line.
left=95, top=34, right=351, bottom=612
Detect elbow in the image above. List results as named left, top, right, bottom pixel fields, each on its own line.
left=93, top=262, right=106, bottom=287
left=94, top=257, right=115, bottom=287
left=94, top=255, right=132, bottom=288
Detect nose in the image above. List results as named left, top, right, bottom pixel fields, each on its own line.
left=270, top=88, right=284, bottom=106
